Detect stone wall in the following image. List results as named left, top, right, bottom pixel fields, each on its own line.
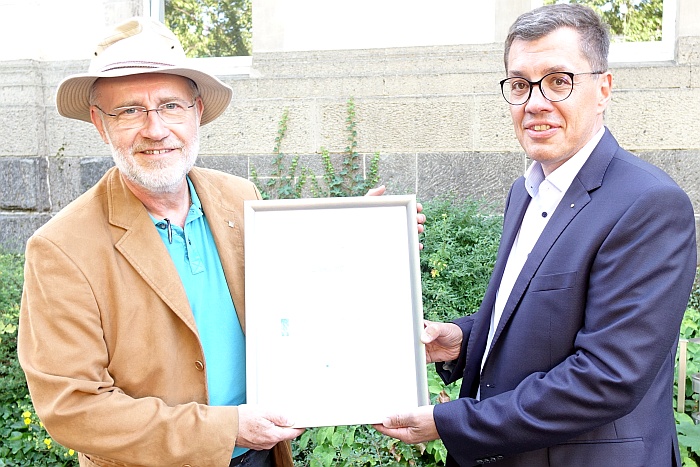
left=1, top=37, right=699, bottom=253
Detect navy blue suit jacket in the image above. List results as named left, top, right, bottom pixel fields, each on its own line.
left=433, top=129, right=697, bottom=467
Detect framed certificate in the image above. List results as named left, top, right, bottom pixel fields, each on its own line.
left=244, top=195, right=429, bottom=428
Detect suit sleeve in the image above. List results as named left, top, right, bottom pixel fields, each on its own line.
left=433, top=182, right=696, bottom=465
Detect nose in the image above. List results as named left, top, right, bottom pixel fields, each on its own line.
left=139, top=109, right=170, bottom=140
left=524, top=83, right=552, bottom=112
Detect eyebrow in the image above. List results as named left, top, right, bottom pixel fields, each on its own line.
left=113, top=96, right=190, bottom=108
left=507, top=66, right=571, bottom=78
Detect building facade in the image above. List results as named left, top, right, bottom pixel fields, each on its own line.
left=0, top=0, right=699, bottom=252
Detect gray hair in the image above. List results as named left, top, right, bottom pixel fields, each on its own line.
left=504, top=3, right=610, bottom=73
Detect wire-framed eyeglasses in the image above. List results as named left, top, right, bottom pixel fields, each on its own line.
left=500, top=71, right=604, bottom=106
left=95, top=101, right=197, bottom=129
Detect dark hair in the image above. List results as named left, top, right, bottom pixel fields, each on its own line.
left=504, top=3, right=610, bottom=73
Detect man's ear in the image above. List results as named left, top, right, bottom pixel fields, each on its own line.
left=597, top=71, right=613, bottom=114
left=90, top=106, right=111, bottom=145
left=195, top=96, right=204, bottom=123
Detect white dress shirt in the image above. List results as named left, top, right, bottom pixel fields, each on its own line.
left=478, top=127, right=606, bottom=391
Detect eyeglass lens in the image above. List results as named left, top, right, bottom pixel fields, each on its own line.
left=111, top=102, right=194, bottom=128
left=501, top=72, right=574, bottom=105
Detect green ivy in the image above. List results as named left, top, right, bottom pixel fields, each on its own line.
left=252, top=98, right=379, bottom=200
left=251, top=108, right=309, bottom=200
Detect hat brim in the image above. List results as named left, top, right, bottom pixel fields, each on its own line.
left=56, top=66, right=233, bottom=126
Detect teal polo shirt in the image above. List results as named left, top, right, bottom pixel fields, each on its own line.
left=151, top=177, right=247, bottom=459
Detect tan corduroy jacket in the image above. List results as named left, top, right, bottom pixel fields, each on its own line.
left=18, top=167, right=293, bottom=467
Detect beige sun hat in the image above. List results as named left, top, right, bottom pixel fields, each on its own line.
left=55, top=16, right=233, bottom=126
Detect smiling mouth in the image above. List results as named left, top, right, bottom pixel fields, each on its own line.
left=531, top=125, right=552, bottom=131
left=141, top=149, right=172, bottom=155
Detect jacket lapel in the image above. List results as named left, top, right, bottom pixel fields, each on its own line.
left=106, top=169, right=199, bottom=334
left=486, top=129, right=618, bottom=357
left=463, top=182, right=530, bottom=383
left=188, top=168, right=249, bottom=332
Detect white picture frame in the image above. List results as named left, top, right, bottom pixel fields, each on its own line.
left=244, top=195, right=429, bottom=428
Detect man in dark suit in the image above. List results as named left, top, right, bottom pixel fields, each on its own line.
left=375, top=4, right=697, bottom=466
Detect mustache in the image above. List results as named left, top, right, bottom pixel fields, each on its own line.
left=130, top=138, right=185, bottom=153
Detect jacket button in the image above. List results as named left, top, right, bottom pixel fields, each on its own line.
left=194, top=360, right=204, bottom=371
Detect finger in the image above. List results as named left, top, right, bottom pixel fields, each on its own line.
left=278, top=427, right=306, bottom=441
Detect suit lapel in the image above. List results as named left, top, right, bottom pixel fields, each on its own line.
left=463, top=182, right=530, bottom=380
left=106, top=169, right=199, bottom=334
left=485, top=129, right=618, bottom=358
left=489, top=179, right=591, bottom=349
left=188, top=168, right=248, bottom=331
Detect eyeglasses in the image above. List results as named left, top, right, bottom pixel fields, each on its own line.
left=500, top=71, right=604, bottom=106
left=95, top=101, right=196, bottom=129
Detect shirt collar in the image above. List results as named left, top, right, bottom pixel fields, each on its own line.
left=148, top=176, right=203, bottom=227
left=523, top=126, right=605, bottom=198
left=186, top=176, right=203, bottom=212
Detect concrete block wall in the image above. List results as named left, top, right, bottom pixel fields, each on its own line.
left=1, top=39, right=699, bottom=253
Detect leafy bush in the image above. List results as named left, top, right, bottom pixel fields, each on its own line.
left=677, top=304, right=700, bottom=466
left=0, top=251, right=26, bottom=407
left=293, top=424, right=447, bottom=467
left=419, top=196, right=502, bottom=323
left=0, top=251, right=77, bottom=465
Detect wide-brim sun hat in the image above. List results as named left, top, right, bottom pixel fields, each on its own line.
left=55, top=16, right=233, bottom=126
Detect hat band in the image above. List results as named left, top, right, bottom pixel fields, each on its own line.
left=100, top=60, right=177, bottom=73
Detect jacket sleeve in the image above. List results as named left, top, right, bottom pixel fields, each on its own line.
left=18, top=234, right=238, bottom=467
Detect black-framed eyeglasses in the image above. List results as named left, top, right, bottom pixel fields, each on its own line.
left=500, top=71, right=604, bottom=106
left=95, top=101, right=197, bottom=129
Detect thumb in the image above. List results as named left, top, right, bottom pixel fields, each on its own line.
left=421, top=323, right=440, bottom=344
left=266, top=412, right=295, bottom=428
left=382, top=413, right=408, bottom=429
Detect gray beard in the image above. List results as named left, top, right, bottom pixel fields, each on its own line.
left=108, top=134, right=199, bottom=194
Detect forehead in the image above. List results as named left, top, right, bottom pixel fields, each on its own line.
left=93, top=73, right=193, bottom=105
left=507, top=27, right=588, bottom=76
